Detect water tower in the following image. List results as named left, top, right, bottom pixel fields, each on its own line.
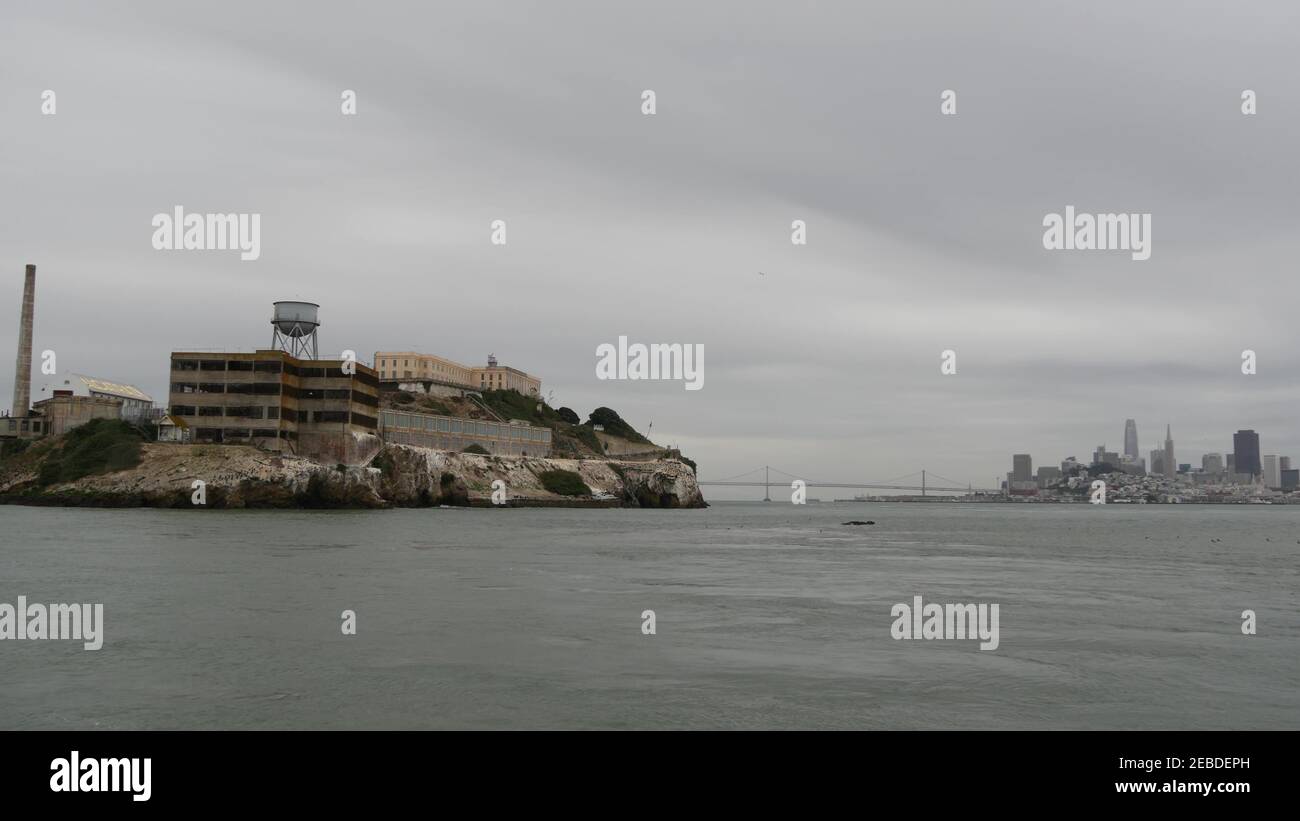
left=270, top=301, right=320, bottom=359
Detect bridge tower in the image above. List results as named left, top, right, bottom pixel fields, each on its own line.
left=763, top=465, right=771, bottom=502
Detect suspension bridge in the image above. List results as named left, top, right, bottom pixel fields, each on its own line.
left=695, top=465, right=1000, bottom=500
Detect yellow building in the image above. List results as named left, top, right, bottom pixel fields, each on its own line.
left=374, top=351, right=541, bottom=397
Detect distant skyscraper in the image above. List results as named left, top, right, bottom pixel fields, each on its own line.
left=1092, top=445, right=1119, bottom=467
left=1263, top=455, right=1281, bottom=489
left=1282, top=457, right=1292, bottom=472
left=1163, top=424, right=1175, bottom=479
left=1202, top=453, right=1223, bottom=473
left=1233, top=430, right=1261, bottom=478
left=1227, top=453, right=1236, bottom=474
left=1149, top=449, right=1165, bottom=477
left=1012, top=454, right=1033, bottom=482
left=1124, top=419, right=1139, bottom=460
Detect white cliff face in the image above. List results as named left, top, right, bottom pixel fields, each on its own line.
left=1, top=441, right=705, bottom=509
left=375, top=445, right=706, bottom=508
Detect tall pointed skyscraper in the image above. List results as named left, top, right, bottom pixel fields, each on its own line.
left=1124, top=419, right=1139, bottom=460
left=1163, top=424, right=1175, bottom=478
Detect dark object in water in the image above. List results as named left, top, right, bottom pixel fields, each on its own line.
left=842, top=520, right=875, bottom=526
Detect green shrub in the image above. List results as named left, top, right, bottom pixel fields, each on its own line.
left=371, top=450, right=395, bottom=475
left=572, top=424, right=603, bottom=454
left=1, top=438, right=33, bottom=460
left=585, top=407, right=652, bottom=444
left=462, top=444, right=489, bottom=455
left=36, top=418, right=143, bottom=487
left=539, top=469, right=591, bottom=496
left=419, top=397, right=451, bottom=414
left=478, top=389, right=557, bottom=424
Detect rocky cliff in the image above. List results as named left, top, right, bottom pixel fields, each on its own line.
left=0, top=441, right=706, bottom=510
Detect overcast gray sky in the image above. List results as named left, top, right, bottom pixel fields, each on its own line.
left=3, top=1, right=1298, bottom=498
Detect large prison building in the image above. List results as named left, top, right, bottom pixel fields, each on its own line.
left=168, top=350, right=380, bottom=464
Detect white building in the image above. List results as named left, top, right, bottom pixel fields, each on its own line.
left=1263, top=455, right=1281, bottom=489
left=38, top=374, right=154, bottom=421
left=156, top=414, right=191, bottom=443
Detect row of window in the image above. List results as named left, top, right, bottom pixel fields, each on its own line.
left=172, top=383, right=377, bottom=406
left=174, top=359, right=285, bottom=373
left=172, top=405, right=279, bottom=419
left=172, top=382, right=282, bottom=396
left=174, top=407, right=378, bottom=428
left=379, top=411, right=550, bottom=442
left=194, top=428, right=294, bottom=442
left=171, top=359, right=379, bottom=387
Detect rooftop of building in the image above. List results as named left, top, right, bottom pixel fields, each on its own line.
left=170, top=350, right=376, bottom=372
left=373, top=350, right=538, bottom=379
left=66, top=373, right=153, bottom=403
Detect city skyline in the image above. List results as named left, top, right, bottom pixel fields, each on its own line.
left=1014, top=421, right=1289, bottom=484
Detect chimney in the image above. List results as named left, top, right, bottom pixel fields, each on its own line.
left=11, top=264, right=35, bottom=418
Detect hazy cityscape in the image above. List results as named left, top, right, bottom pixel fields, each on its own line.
left=1000, top=420, right=1296, bottom=503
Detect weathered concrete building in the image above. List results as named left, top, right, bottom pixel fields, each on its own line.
left=32, top=394, right=123, bottom=437
left=168, top=350, right=381, bottom=464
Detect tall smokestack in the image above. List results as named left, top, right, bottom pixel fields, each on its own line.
left=11, top=264, right=35, bottom=418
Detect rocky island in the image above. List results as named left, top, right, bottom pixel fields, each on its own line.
left=0, top=398, right=706, bottom=510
